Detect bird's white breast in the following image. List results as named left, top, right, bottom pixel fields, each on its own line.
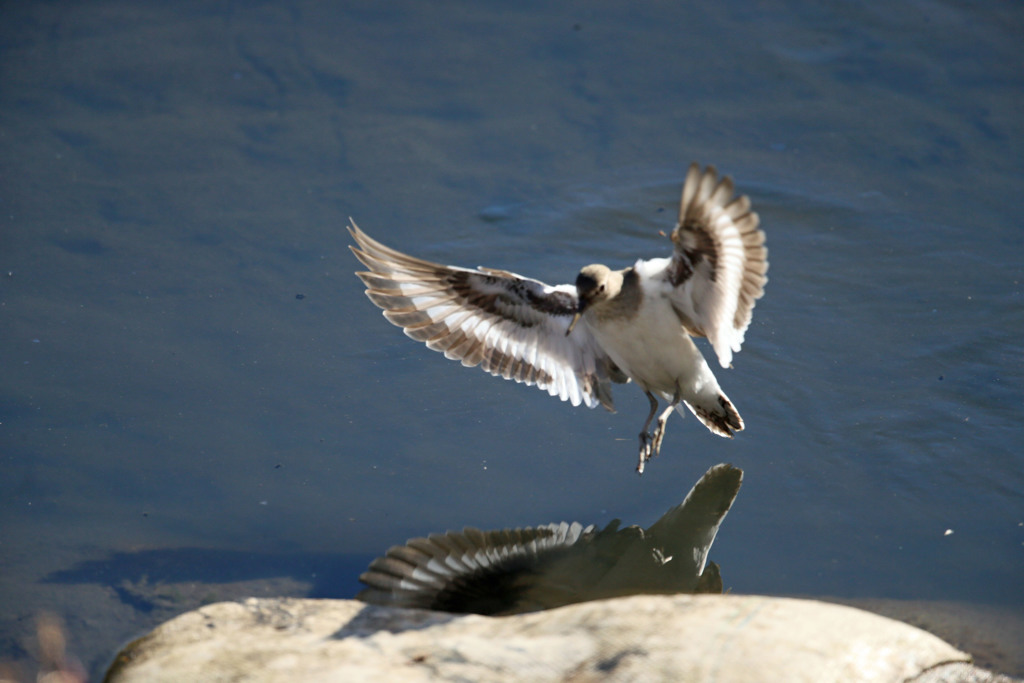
left=585, top=261, right=711, bottom=398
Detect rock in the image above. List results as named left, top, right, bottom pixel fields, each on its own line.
left=105, top=594, right=1008, bottom=683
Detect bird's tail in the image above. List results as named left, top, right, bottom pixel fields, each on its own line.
left=677, top=390, right=743, bottom=437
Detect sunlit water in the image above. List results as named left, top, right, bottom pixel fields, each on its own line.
left=2, top=1, right=1021, bottom=677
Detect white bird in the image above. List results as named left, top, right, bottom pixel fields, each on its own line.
left=349, top=163, right=767, bottom=473
left=356, top=463, right=743, bottom=614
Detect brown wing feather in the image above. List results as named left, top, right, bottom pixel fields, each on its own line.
left=669, top=164, right=768, bottom=367
left=349, top=221, right=622, bottom=409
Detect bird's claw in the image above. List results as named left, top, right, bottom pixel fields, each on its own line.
left=636, top=417, right=671, bottom=474
left=637, top=436, right=652, bottom=474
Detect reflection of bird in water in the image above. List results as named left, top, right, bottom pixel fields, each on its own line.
left=350, top=164, right=767, bottom=473
left=357, top=463, right=742, bottom=615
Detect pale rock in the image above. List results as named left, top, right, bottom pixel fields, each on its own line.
left=103, top=593, right=1005, bottom=683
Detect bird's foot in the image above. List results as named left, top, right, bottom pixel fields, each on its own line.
left=637, top=435, right=652, bottom=474
left=637, top=432, right=660, bottom=474
left=636, top=415, right=671, bottom=474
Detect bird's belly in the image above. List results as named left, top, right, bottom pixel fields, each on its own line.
left=589, top=310, right=706, bottom=397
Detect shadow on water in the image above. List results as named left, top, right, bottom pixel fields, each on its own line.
left=42, top=464, right=743, bottom=619
left=356, top=463, right=741, bottom=616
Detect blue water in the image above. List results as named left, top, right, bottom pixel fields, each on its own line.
left=2, top=0, right=1022, bottom=677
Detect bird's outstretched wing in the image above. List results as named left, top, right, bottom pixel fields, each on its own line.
left=349, top=222, right=622, bottom=410
left=668, top=163, right=768, bottom=368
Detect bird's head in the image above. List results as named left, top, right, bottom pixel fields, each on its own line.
left=566, top=264, right=615, bottom=336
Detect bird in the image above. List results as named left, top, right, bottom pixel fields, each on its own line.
left=349, top=163, right=767, bottom=473
left=356, top=463, right=743, bottom=615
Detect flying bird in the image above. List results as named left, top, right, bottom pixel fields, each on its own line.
left=357, top=463, right=743, bottom=614
left=349, top=163, right=767, bottom=472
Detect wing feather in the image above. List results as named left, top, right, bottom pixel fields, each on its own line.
left=669, top=164, right=768, bottom=367
left=349, top=221, right=620, bottom=410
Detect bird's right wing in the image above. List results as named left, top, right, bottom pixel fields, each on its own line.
left=667, top=164, right=768, bottom=368
left=349, top=221, right=622, bottom=410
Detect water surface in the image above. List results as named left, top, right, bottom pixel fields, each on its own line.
left=2, top=0, right=1022, bottom=677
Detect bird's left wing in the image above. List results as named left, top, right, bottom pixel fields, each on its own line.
left=349, top=221, right=620, bottom=410
left=667, top=164, right=768, bottom=368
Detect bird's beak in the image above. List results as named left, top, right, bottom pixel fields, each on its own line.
left=566, top=311, right=582, bottom=336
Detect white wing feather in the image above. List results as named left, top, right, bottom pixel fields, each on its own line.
left=668, top=164, right=768, bottom=367
left=349, top=221, right=621, bottom=410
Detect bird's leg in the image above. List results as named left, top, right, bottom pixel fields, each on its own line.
left=650, top=389, right=681, bottom=459
left=637, top=391, right=661, bottom=474
left=637, top=390, right=682, bottom=474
